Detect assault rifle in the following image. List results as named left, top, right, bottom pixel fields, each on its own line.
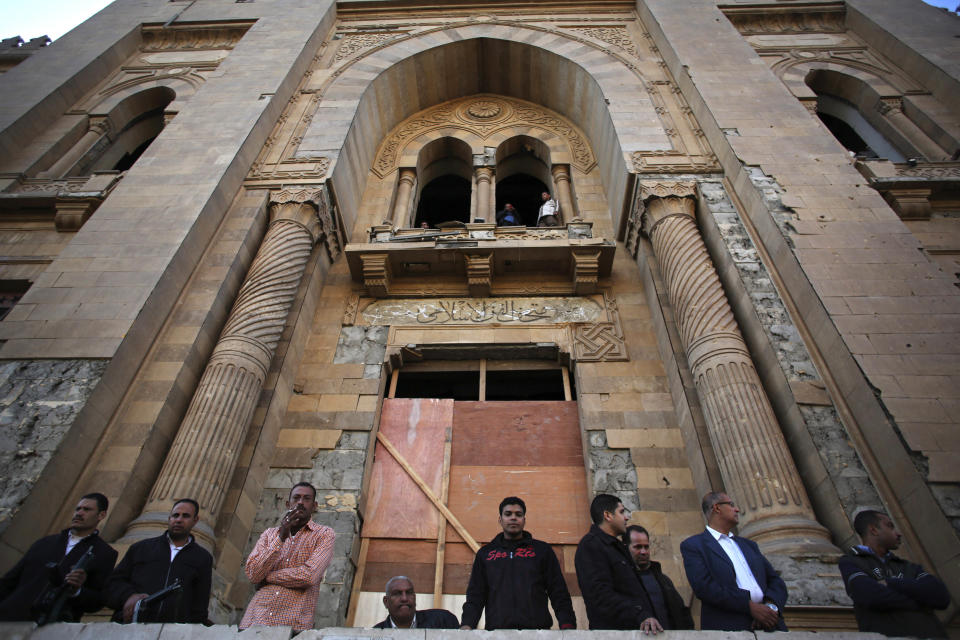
left=36, top=547, right=94, bottom=626
left=132, top=579, right=182, bottom=623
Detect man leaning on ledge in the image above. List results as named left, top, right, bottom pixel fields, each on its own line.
left=107, top=498, right=212, bottom=623
left=680, top=492, right=787, bottom=632
left=240, top=482, right=335, bottom=632
left=374, top=576, right=459, bottom=629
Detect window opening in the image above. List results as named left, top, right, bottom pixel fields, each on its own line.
left=495, top=173, right=549, bottom=227
left=485, top=369, right=573, bottom=401
left=817, top=112, right=875, bottom=158
left=393, top=370, right=480, bottom=400
left=415, top=174, right=471, bottom=228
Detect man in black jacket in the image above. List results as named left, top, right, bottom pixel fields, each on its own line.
left=107, top=498, right=212, bottom=623
left=460, top=496, right=576, bottom=630
left=575, top=493, right=661, bottom=633
left=0, top=493, right=118, bottom=623
left=624, top=525, right=693, bottom=630
left=839, top=509, right=949, bottom=637
left=372, top=576, right=459, bottom=629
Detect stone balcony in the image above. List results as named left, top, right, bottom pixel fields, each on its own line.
left=0, top=171, right=124, bottom=231
left=345, top=221, right=615, bottom=298
left=854, top=159, right=960, bottom=219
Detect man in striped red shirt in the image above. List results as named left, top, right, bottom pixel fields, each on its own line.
left=240, top=482, right=335, bottom=632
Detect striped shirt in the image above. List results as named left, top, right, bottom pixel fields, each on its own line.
left=240, top=519, right=335, bottom=631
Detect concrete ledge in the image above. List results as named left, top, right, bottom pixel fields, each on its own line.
left=0, top=624, right=892, bottom=640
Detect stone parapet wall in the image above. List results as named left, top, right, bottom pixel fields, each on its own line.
left=0, top=623, right=894, bottom=640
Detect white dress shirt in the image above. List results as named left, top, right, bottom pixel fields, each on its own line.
left=706, top=526, right=764, bottom=603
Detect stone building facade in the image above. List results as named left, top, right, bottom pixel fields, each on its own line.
left=0, top=0, right=957, bottom=631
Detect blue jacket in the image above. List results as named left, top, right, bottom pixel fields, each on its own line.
left=680, top=529, right=787, bottom=631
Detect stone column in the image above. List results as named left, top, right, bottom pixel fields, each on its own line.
left=121, top=188, right=330, bottom=548
left=640, top=181, right=833, bottom=554
left=391, top=168, right=416, bottom=226
left=876, top=99, right=945, bottom=161
left=551, top=164, right=574, bottom=222
left=474, top=166, right=494, bottom=222
left=39, top=118, right=111, bottom=179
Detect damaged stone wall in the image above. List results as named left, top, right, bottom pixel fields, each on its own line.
left=584, top=429, right=641, bottom=514
left=0, top=359, right=107, bottom=534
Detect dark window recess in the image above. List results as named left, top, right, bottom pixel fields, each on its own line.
left=0, top=280, right=30, bottom=322
left=486, top=369, right=571, bottom=401
left=495, top=174, right=549, bottom=227
left=817, top=112, right=877, bottom=158
left=415, top=175, right=472, bottom=228
left=393, top=370, right=480, bottom=401
left=113, top=135, right=157, bottom=172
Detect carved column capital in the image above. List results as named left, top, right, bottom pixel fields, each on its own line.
left=638, top=180, right=697, bottom=237
left=397, top=167, right=416, bottom=187
left=269, top=188, right=325, bottom=241
left=474, top=166, right=494, bottom=183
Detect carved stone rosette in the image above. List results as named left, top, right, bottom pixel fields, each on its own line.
left=639, top=181, right=833, bottom=553
left=123, top=188, right=328, bottom=546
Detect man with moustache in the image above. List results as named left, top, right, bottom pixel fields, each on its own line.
left=575, top=493, right=662, bottom=633
left=623, top=525, right=693, bottom=630
left=240, top=482, right=335, bottom=632
left=460, top=496, right=575, bottom=630
left=839, top=510, right=949, bottom=637
left=0, top=493, right=117, bottom=623
left=680, top=491, right=787, bottom=632
left=107, top=498, right=212, bottom=623
left=373, top=576, right=459, bottom=629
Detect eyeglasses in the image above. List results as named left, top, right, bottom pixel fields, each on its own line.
left=715, top=501, right=736, bottom=508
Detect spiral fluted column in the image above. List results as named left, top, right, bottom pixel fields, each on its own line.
left=640, top=181, right=833, bottom=554
left=121, top=188, right=329, bottom=548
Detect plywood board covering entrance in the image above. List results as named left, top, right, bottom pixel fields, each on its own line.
left=363, top=398, right=453, bottom=539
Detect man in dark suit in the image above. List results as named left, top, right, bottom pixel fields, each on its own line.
left=373, top=576, right=459, bottom=629
left=0, top=493, right=118, bottom=623
left=680, top=492, right=787, bottom=631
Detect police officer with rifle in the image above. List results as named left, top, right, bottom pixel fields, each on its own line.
left=0, top=493, right=118, bottom=623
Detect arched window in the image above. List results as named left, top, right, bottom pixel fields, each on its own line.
left=413, top=137, right=473, bottom=227
left=495, top=136, right=552, bottom=227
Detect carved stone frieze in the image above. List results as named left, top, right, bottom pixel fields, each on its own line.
left=373, top=94, right=597, bottom=177
left=566, top=26, right=639, bottom=58
left=877, top=97, right=903, bottom=116
left=342, top=294, right=360, bottom=326
left=359, top=296, right=605, bottom=326
left=333, top=31, right=403, bottom=63
left=140, top=23, right=252, bottom=51
left=895, top=162, right=960, bottom=178
left=723, top=6, right=846, bottom=35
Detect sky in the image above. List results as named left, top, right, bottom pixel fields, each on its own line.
left=0, top=0, right=958, bottom=41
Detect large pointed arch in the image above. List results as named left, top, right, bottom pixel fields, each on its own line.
left=298, top=22, right=670, bottom=235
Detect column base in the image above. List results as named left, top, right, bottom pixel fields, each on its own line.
left=117, top=510, right=216, bottom=553
left=739, top=511, right=839, bottom=556
left=769, top=552, right=853, bottom=607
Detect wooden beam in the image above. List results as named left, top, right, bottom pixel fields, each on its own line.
left=434, top=426, right=453, bottom=605
left=377, top=431, right=480, bottom=552
left=388, top=368, right=399, bottom=398
left=478, top=358, right=487, bottom=401
left=346, top=537, right=369, bottom=627
left=561, top=366, right=572, bottom=401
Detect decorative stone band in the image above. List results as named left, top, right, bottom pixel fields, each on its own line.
left=124, top=188, right=328, bottom=547
left=639, top=181, right=834, bottom=554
